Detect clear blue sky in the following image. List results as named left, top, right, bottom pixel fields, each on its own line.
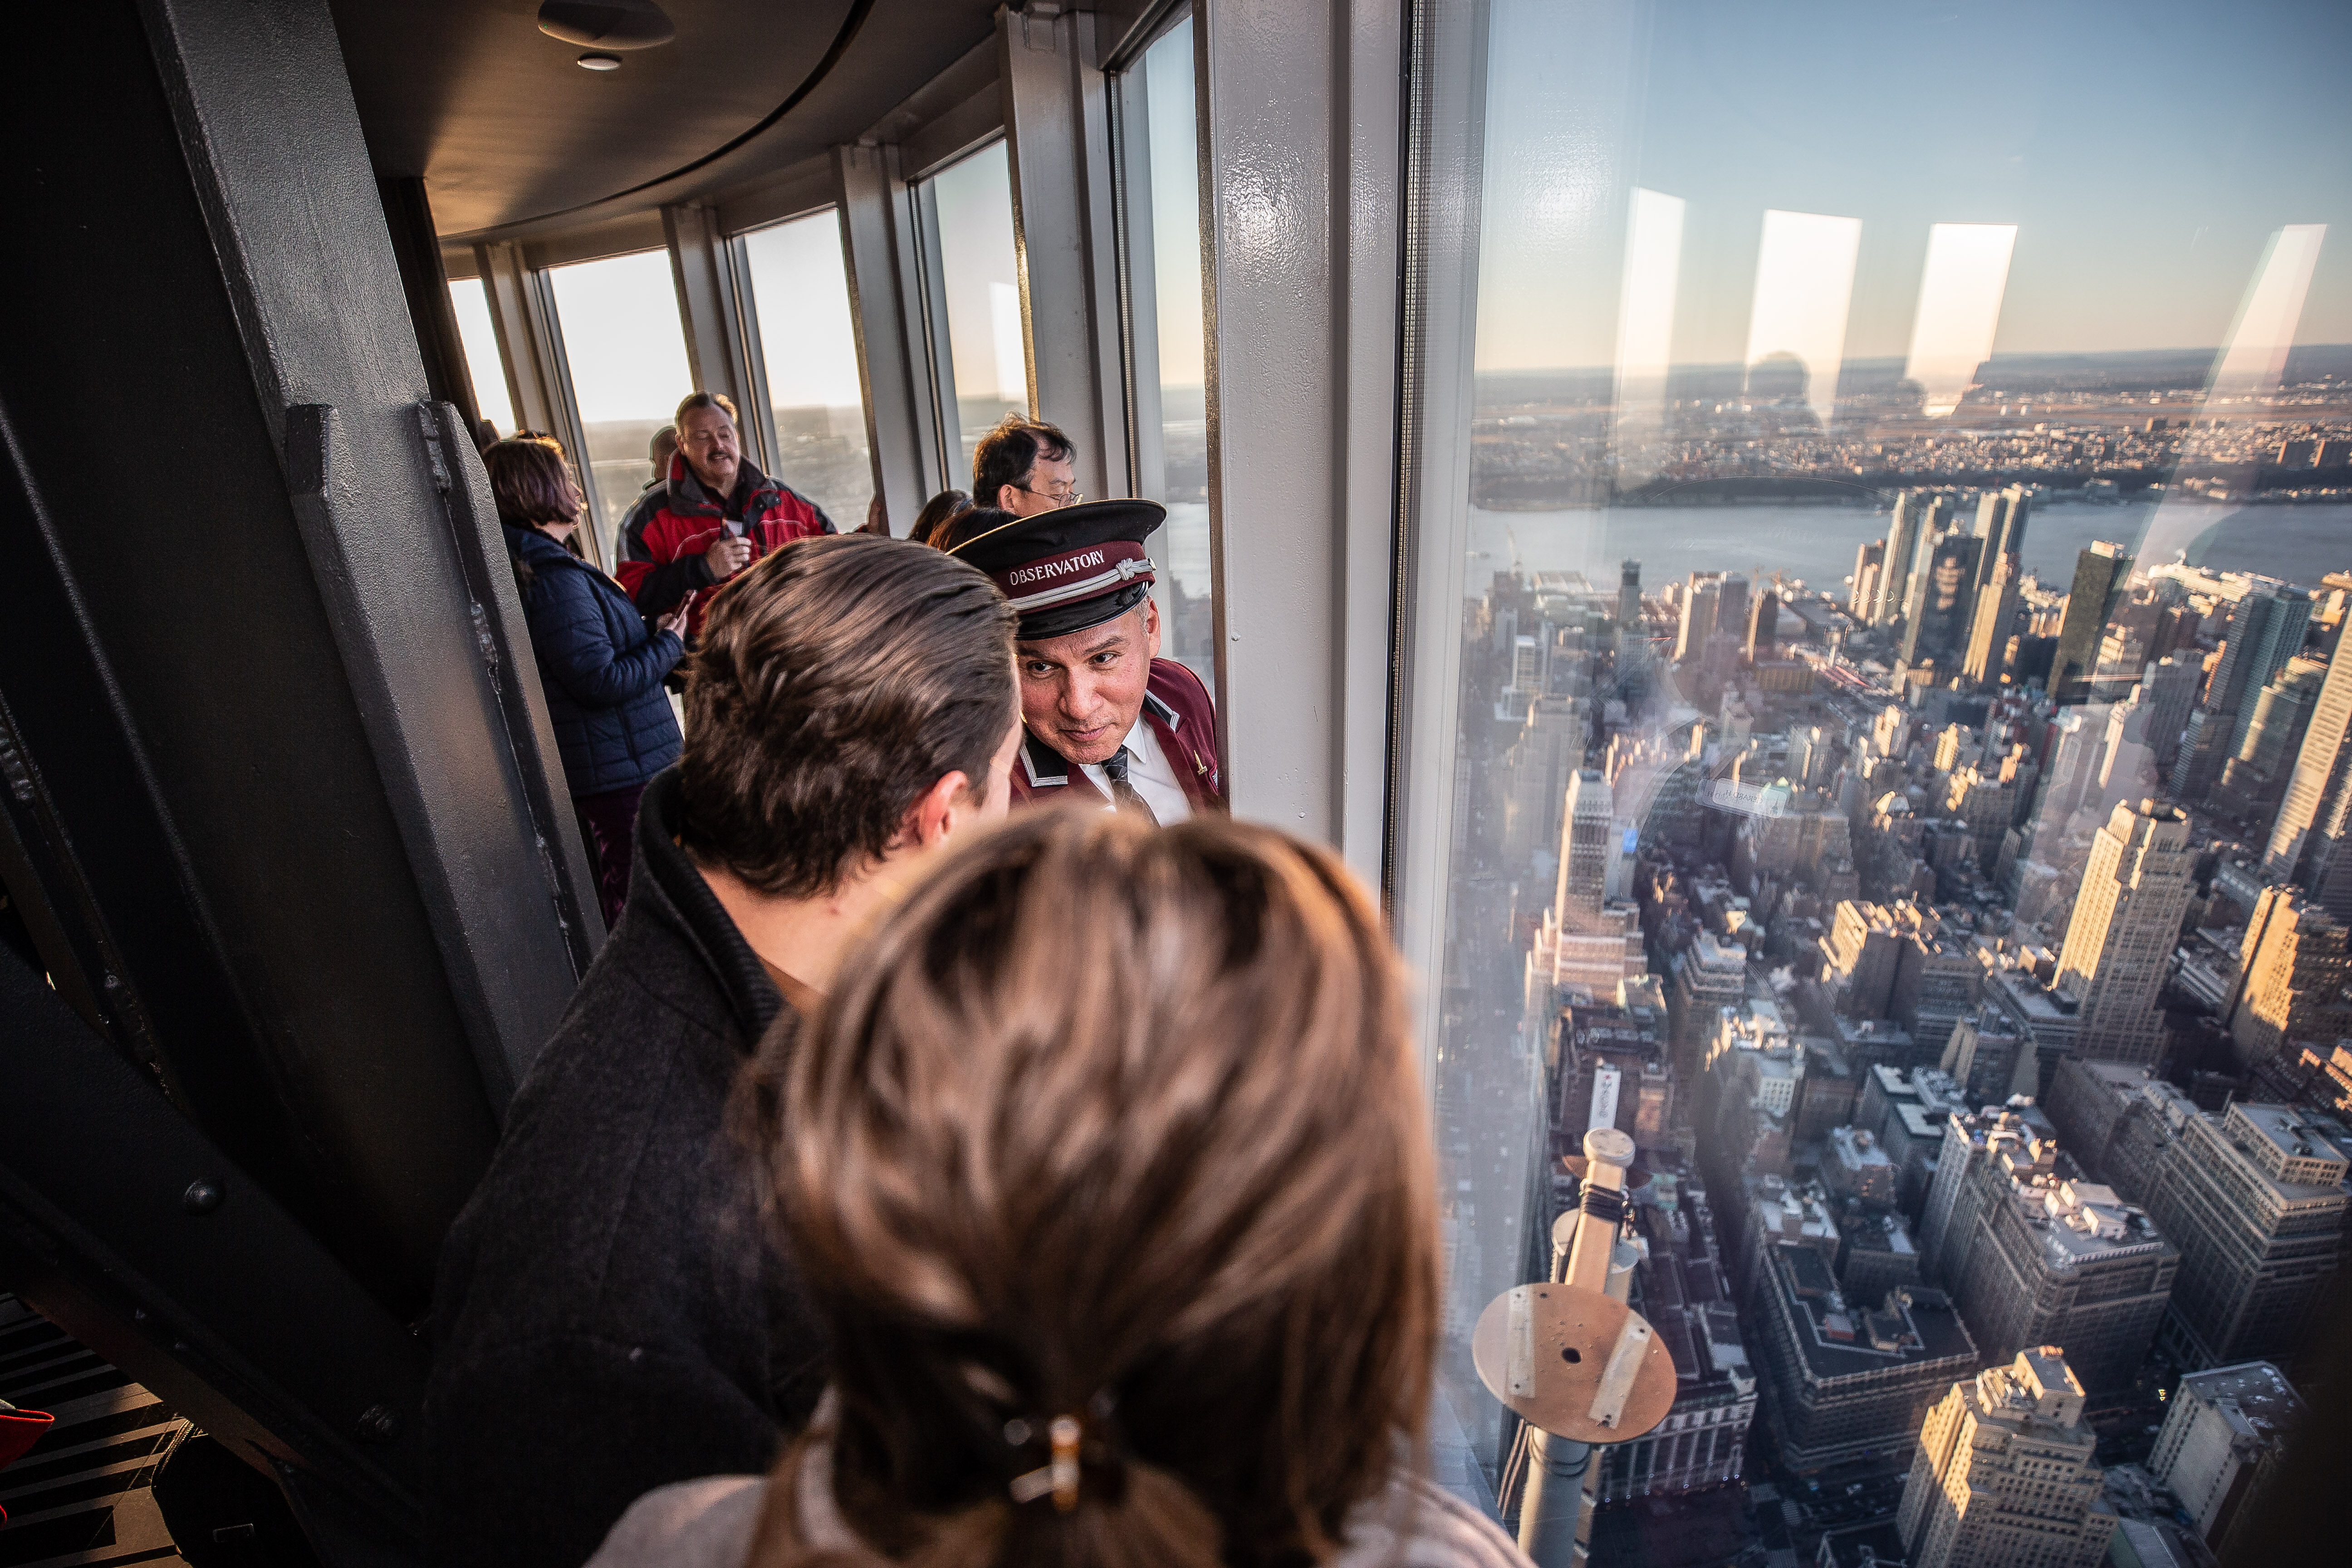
left=1475, top=0, right=2352, bottom=370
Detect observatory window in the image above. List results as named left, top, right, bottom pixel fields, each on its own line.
left=544, top=247, right=696, bottom=561
left=738, top=209, right=873, bottom=530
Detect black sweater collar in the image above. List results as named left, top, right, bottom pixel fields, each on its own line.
left=630, top=766, right=780, bottom=1046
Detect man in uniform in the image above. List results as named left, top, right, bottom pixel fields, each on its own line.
left=947, top=499, right=1224, bottom=821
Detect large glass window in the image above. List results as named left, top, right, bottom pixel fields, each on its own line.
left=544, top=248, right=695, bottom=559
left=926, top=141, right=1029, bottom=484
left=1406, top=0, right=2352, bottom=1548
left=739, top=209, right=872, bottom=529
left=1116, top=14, right=1214, bottom=684
left=447, top=276, right=515, bottom=438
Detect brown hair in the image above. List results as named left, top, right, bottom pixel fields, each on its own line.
left=747, top=811, right=1437, bottom=1568
left=679, top=536, right=1016, bottom=898
left=911, top=489, right=974, bottom=549
left=483, top=438, right=584, bottom=587
left=483, top=437, right=580, bottom=529
left=972, top=415, right=1074, bottom=507
left=677, top=390, right=740, bottom=426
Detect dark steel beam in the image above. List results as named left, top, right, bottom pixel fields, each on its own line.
left=0, top=11, right=600, bottom=1553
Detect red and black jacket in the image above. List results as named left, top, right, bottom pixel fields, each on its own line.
left=1010, top=658, right=1226, bottom=813
left=616, top=456, right=833, bottom=635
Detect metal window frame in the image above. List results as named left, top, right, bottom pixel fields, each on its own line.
left=907, top=163, right=970, bottom=492
left=724, top=227, right=785, bottom=482
left=1389, top=0, right=1491, bottom=1083
left=1194, top=0, right=1408, bottom=886
left=997, top=6, right=1131, bottom=505
left=1102, top=3, right=1197, bottom=639
left=833, top=145, right=956, bottom=524
left=664, top=201, right=771, bottom=474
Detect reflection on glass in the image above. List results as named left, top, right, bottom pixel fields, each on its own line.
left=929, top=141, right=1029, bottom=480
left=1612, top=187, right=1686, bottom=488
left=740, top=209, right=872, bottom=529
left=1744, top=209, right=1862, bottom=429
left=1128, top=14, right=1213, bottom=684
left=1904, top=224, right=2018, bottom=418
left=448, top=276, right=515, bottom=437
left=544, top=248, right=694, bottom=559
left=1414, top=0, right=2352, bottom=1547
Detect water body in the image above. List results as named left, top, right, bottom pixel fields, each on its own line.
left=1160, top=498, right=2352, bottom=605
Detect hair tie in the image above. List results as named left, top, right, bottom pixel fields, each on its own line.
left=1006, top=1413, right=1085, bottom=1512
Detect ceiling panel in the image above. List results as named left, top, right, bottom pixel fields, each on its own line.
left=330, top=0, right=1002, bottom=240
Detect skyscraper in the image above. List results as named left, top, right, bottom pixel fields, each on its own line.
left=1676, top=572, right=1722, bottom=662
left=2147, top=1362, right=2303, bottom=1548
left=2055, top=799, right=2196, bottom=1068
left=1972, top=482, right=2030, bottom=581
left=2224, top=886, right=2352, bottom=1073
left=1716, top=573, right=1751, bottom=659
left=2216, top=656, right=2326, bottom=822
left=2174, top=580, right=2312, bottom=799
left=1876, top=492, right=1926, bottom=627
left=2052, top=541, right=2133, bottom=703
left=1947, top=1157, right=2175, bottom=1395
left=1963, top=554, right=2022, bottom=686
left=1557, top=769, right=1613, bottom=930
left=1896, top=1350, right=2117, bottom=1568
left=1850, top=539, right=1884, bottom=621
left=2263, top=643, right=2352, bottom=881
left=2139, top=1102, right=2350, bottom=1368
left=2140, top=654, right=2203, bottom=775
left=1617, top=558, right=1642, bottom=628
left=1745, top=587, right=1779, bottom=662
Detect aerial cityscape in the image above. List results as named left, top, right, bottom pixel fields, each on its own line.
left=1433, top=353, right=2349, bottom=1568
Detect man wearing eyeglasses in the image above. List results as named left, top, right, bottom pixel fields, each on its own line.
left=973, top=414, right=1082, bottom=517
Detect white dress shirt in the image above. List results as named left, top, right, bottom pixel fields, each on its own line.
left=1077, top=714, right=1192, bottom=824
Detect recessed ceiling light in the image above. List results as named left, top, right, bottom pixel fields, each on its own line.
left=577, top=53, right=622, bottom=70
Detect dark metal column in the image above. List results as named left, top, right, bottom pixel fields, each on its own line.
left=0, top=0, right=604, bottom=1551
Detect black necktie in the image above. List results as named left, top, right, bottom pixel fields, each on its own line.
left=1101, top=746, right=1160, bottom=826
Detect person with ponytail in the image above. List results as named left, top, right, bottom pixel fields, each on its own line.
left=585, top=810, right=1530, bottom=1568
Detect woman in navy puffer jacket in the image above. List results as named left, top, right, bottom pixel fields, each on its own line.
left=486, top=439, right=687, bottom=929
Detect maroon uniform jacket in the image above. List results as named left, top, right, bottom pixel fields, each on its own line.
left=1011, top=658, right=1225, bottom=813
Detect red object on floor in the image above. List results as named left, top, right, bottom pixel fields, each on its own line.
left=1, top=1406, right=56, bottom=1521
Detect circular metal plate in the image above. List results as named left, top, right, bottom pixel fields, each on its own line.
left=1470, top=1282, right=1678, bottom=1445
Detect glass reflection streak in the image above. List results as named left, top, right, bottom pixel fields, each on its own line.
left=1742, top=208, right=1862, bottom=429
left=1903, top=223, right=2018, bottom=418
left=1612, top=187, right=1685, bottom=488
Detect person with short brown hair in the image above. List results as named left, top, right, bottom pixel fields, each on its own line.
left=617, top=391, right=835, bottom=636
left=426, top=536, right=1024, bottom=1568
left=588, top=810, right=1526, bottom=1568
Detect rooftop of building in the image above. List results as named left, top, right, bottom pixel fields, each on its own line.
left=1630, top=1165, right=1754, bottom=1399
left=1842, top=1209, right=1918, bottom=1257
left=1766, top=1243, right=1975, bottom=1381
left=2181, top=1102, right=2352, bottom=1207
left=1971, top=1348, right=2095, bottom=1439
left=1830, top=1125, right=1895, bottom=1171
left=2001, top=1167, right=2172, bottom=1269
left=2173, top=1361, right=2303, bottom=1442
left=1987, top=964, right=2081, bottom=1021
left=1828, top=1015, right=1914, bottom=1052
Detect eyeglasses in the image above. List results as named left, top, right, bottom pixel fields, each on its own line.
left=1019, top=484, right=1084, bottom=506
